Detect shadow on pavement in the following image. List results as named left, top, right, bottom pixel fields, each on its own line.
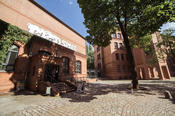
left=13, top=90, right=38, bottom=96
left=61, top=80, right=175, bottom=104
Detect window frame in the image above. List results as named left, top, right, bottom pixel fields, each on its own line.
left=117, top=33, right=121, bottom=39
left=117, top=65, right=121, bottom=72
left=114, top=42, right=118, bottom=49
left=112, top=33, right=117, bottom=38
left=62, top=57, right=69, bottom=74
left=76, top=60, right=81, bottom=74
left=123, top=65, right=126, bottom=72
left=121, top=54, right=124, bottom=61
left=1, top=45, right=19, bottom=72
left=116, top=53, right=120, bottom=60
left=98, top=63, right=101, bottom=70
left=119, top=43, right=123, bottom=49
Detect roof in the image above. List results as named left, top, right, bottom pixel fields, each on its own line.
left=29, top=0, right=86, bottom=40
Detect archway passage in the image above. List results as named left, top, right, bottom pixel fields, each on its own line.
left=161, top=66, right=170, bottom=79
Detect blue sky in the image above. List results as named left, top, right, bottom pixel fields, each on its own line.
left=35, top=0, right=88, bottom=37
left=35, top=0, right=175, bottom=38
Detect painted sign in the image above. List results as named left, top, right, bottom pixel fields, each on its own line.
left=27, top=23, right=77, bottom=51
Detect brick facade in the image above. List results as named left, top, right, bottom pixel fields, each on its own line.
left=94, top=31, right=132, bottom=79
left=0, top=0, right=87, bottom=93
left=134, top=32, right=171, bottom=80
left=94, top=31, right=171, bottom=80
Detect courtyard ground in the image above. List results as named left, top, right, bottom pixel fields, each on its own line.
left=0, top=78, right=175, bottom=116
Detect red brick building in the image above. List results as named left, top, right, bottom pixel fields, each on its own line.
left=94, top=31, right=132, bottom=79
left=94, top=31, right=171, bottom=80
left=0, top=0, right=87, bottom=93
left=133, top=32, right=171, bottom=80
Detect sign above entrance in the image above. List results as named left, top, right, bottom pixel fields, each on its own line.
left=27, top=23, right=77, bottom=51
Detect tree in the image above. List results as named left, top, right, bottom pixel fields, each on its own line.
left=86, top=44, right=94, bottom=69
left=78, top=0, right=175, bottom=89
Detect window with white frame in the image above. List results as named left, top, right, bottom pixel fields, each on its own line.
left=1, top=45, right=19, bottom=71
left=112, top=34, right=117, bottom=38
left=118, top=33, right=121, bottom=39
left=76, top=61, right=81, bottom=74
left=114, top=42, right=118, bottom=49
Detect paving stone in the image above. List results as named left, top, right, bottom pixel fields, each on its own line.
left=2, top=79, right=175, bottom=116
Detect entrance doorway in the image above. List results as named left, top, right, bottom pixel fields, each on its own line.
left=161, top=66, right=170, bottom=79
left=44, top=64, right=60, bottom=83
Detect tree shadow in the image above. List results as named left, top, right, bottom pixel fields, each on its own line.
left=13, top=90, right=38, bottom=96
left=61, top=81, right=175, bottom=104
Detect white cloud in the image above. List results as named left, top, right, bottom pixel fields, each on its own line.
left=69, top=1, right=73, bottom=5
left=161, top=22, right=175, bottom=31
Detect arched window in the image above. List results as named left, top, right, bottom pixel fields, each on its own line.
left=62, top=57, right=69, bottom=74
left=76, top=61, right=81, bottom=74
left=1, top=45, right=19, bottom=71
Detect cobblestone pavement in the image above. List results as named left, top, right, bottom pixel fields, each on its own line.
left=1, top=79, right=175, bottom=116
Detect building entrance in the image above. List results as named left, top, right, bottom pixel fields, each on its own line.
left=44, top=64, right=60, bottom=83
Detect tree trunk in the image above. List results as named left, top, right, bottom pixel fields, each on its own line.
left=116, top=16, right=139, bottom=89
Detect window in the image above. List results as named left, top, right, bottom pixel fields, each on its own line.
left=118, top=33, right=121, bottom=39
left=97, top=54, right=100, bottom=60
left=123, top=65, right=126, bottom=72
left=76, top=61, right=81, bottom=74
left=116, top=53, right=119, bottom=60
left=1, top=45, right=19, bottom=71
left=126, top=54, right=129, bottom=61
left=63, top=57, right=69, bottom=74
left=112, top=34, right=117, bottom=38
left=98, top=63, right=101, bottom=70
left=127, top=65, right=130, bottom=72
left=117, top=65, right=120, bottom=72
left=121, top=54, right=124, bottom=60
left=114, top=42, right=118, bottom=49
left=119, top=43, right=123, bottom=49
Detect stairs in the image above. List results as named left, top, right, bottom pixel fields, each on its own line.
left=51, top=81, right=77, bottom=96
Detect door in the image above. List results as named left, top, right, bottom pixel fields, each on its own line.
left=44, top=64, right=59, bottom=83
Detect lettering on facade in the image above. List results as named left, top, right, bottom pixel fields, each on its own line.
left=27, top=23, right=77, bottom=51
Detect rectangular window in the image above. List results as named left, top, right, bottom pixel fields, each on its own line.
left=121, top=54, right=124, bottom=60
left=98, top=63, right=101, bottom=70
left=117, top=65, right=120, bottom=72
left=114, top=42, right=118, bottom=49
left=76, top=61, right=81, bottom=74
left=116, top=53, right=119, bottom=60
left=63, top=57, right=69, bottom=74
left=1, top=45, right=19, bottom=71
left=119, top=43, right=123, bottom=49
left=118, top=33, right=121, bottom=39
left=123, top=65, right=126, bottom=72
left=126, top=54, right=129, bottom=61
left=127, top=65, right=130, bottom=72
left=97, top=54, right=101, bottom=60
left=112, top=34, right=117, bottom=38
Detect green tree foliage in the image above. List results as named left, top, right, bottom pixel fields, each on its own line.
left=0, top=20, right=32, bottom=69
left=78, top=0, right=175, bottom=88
left=78, top=0, right=175, bottom=46
left=86, top=44, right=94, bottom=69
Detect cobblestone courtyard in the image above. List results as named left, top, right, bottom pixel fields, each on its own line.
left=0, top=79, right=175, bottom=116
